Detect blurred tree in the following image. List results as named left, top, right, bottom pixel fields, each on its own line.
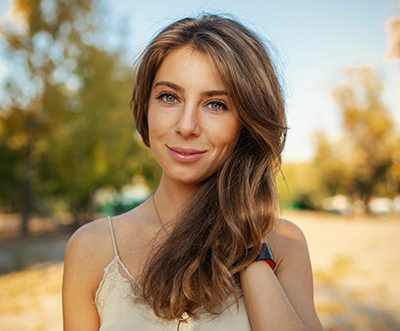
left=386, top=2, right=400, bottom=194
left=313, top=66, right=398, bottom=212
left=0, top=0, right=158, bottom=231
left=282, top=7, right=400, bottom=212
left=311, top=133, right=352, bottom=205
left=0, top=114, right=25, bottom=212
left=277, top=162, right=320, bottom=210
left=36, top=44, right=139, bottom=225
left=386, top=9, right=400, bottom=61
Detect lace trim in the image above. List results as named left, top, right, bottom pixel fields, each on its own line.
left=94, top=256, right=138, bottom=323
left=95, top=256, right=242, bottom=330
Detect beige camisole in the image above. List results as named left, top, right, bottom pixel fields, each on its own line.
left=94, top=216, right=253, bottom=331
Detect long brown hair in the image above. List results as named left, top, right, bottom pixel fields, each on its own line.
left=131, top=14, right=287, bottom=320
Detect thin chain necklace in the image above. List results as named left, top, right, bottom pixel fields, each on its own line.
left=152, top=194, right=164, bottom=226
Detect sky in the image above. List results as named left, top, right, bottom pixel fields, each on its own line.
left=0, top=0, right=399, bottom=162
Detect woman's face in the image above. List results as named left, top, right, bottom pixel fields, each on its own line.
left=147, top=47, right=241, bottom=186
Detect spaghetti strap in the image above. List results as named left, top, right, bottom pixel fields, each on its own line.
left=107, top=216, right=119, bottom=257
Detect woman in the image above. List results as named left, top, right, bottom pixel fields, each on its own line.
left=63, top=15, right=322, bottom=331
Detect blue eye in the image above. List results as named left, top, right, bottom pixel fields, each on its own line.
left=155, top=92, right=177, bottom=103
left=165, top=94, right=176, bottom=103
left=208, top=100, right=229, bottom=112
left=210, top=102, right=221, bottom=110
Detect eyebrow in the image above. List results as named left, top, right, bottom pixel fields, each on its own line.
left=153, top=81, right=183, bottom=92
left=201, top=90, right=228, bottom=97
left=153, top=81, right=228, bottom=97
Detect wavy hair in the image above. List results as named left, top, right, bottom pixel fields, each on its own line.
left=131, top=14, right=287, bottom=320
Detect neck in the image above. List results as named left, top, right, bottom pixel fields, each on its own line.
left=153, top=174, right=199, bottom=226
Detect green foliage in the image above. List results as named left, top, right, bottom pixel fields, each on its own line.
left=310, top=66, right=399, bottom=210
left=0, top=0, right=159, bottom=228
left=278, top=162, right=320, bottom=210
left=35, top=46, right=139, bottom=222
left=280, top=66, right=399, bottom=211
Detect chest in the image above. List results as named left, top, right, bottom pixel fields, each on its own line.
left=95, top=257, right=252, bottom=331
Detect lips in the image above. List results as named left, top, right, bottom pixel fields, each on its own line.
left=167, top=146, right=206, bottom=163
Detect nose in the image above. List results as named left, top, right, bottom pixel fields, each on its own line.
left=174, top=104, right=200, bottom=138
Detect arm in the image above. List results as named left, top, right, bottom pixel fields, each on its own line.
left=240, top=220, right=322, bottom=331
left=62, top=221, right=111, bottom=331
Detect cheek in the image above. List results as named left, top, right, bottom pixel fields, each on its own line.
left=147, top=115, right=156, bottom=147
left=147, top=106, right=164, bottom=144
left=217, top=120, right=242, bottom=150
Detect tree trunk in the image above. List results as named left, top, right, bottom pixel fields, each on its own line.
left=70, top=197, right=92, bottom=229
left=363, top=190, right=373, bottom=215
left=21, top=140, right=34, bottom=235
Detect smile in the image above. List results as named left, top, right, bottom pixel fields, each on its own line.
left=167, top=146, right=206, bottom=163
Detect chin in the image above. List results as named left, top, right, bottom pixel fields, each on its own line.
left=167, top=171, right=214, bottom=186
left=174, top=176, right=205, bottom=186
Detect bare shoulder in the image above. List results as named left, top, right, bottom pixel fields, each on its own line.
left=269, top=218, right=306, bottom=242
left=64, top=218, right=116, bottom=297
left=265, top=219, right=310, bottom=272
left=63, top=209, right=152, bottom=330
left=66, top=218, right=114, bottom=265
left=267, top=219, right=307, bottom=246
left=64, top=201, right=157, bottom=288
left=65, top=211, right=145, bottom=261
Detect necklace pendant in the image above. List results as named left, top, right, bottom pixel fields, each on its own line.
left=177, top=312, right=189, bottom=331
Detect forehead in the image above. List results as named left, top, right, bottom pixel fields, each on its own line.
left=153, top=47, right=226, bottom=90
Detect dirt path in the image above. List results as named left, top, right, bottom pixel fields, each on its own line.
left=286, top=211, right=400, bottom=331
left=0, top=211, right=399, bottom=331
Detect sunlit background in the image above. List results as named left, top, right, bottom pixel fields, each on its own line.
left=0, top=0, right=399, bottom=330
